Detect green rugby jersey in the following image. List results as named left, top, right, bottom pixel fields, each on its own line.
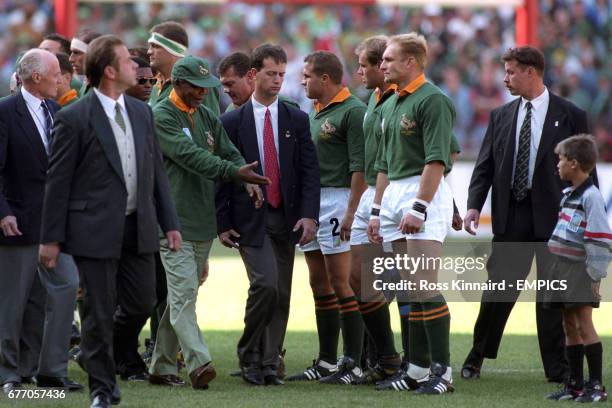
left=78, top=80, right=90, bottom=97
left=149, top=76, right=221, bottom=116
left=154, top=90, right=244, bottom=241
left=375, top=75, right=456, bottom=180
left=310, top=87, right=366, bottom=187
left=70, top=77, right=82, bottom=93
left=363, top=85, right=396, bottom=186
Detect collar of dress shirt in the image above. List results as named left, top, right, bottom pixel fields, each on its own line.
left=520, top=86, right=548, bottom=112
left=94, top=87, right=126, bottom=118
left=21, top=86, right=44, bottom=110
left=251, top=95, right=278, bottom=115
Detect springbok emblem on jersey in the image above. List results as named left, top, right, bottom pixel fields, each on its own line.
left=319, top=118, right=337, bottom=140
left=399, top=113, right=417, bottom=136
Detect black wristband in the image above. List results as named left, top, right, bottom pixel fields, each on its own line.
left=412, top=201, right=427, bottom=214
left=371, top=208, right=380, bottom=216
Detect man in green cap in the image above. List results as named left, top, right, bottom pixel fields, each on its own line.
left=148, top=55, right=269, bottom=390
left=147, top=21, right=220, bottom=115
left=144, top=20, right=221, bottom=366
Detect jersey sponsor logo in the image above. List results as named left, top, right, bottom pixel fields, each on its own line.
left=206, top=130, right=214, bottom=152
left=399, top=113, right=417, bottom=136
left=319, top=118, right=337, bottom=140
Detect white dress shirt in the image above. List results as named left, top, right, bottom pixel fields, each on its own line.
left=252, top=95, right=279, bottom=171
left=512, top=87, right=549, bottom=189
left=21, top=86, right=52, bottom=152
left=93, top=88, right=138, bottom=214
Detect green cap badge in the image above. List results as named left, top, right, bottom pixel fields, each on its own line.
left=171, top=55, right=220, bottom=89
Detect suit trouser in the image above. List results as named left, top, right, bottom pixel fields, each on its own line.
left=237, top=206, right=295, bottom=376
left=0, top=245, right=45, bottom=383
left=74, top=214, right=156, bottom=398
left=149, top=240, right=213, bottom=376
left=37, top=253, right=79, bottom=377
left=467, top=193, right=567, bottom=378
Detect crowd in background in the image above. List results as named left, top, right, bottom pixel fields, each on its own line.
left=0, top=0, right=609, bottom=159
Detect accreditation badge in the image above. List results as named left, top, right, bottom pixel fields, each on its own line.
left=567, top=211, right=583, bottom=233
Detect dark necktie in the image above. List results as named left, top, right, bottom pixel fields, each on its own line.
left=513, top=101, right=532, bottom=201
left=263, top=108, right=281, bottom=208
left=114, top=103, right=126, bottom=133
left=41, top=101, right=53, bottom=151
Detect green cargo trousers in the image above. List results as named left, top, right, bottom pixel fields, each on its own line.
left=149, top=239, right=213, bottom=376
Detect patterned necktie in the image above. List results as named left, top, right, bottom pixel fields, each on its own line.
left=513, top=101, right=532, bottom=201
left=41, top=101, right=53, bottom=151
left=114, top=103, right=126, bottom=133
left=263, top=108, right=281, bottom=208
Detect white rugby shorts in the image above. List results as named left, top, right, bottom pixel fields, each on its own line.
left=299, top=187, right=351, bottom=255
left=350, top=186, right=376, bottom=246
left=379, top=176, right=453, bottom=243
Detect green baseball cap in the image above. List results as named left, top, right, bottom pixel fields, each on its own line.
left=172, top=55, right=220, bottom=88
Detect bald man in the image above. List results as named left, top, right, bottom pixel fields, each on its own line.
left=0, top=49, right=80, bottom=394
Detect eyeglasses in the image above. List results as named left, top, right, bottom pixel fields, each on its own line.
left=138, top=78, right=158, bottom=85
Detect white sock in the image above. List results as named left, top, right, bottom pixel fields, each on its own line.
left=442, top=366, right=453, bottom=382
left=407, top=363, right=430, bottom=381
left=318, top=360, right=337, bottom=370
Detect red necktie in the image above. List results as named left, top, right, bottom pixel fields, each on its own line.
left=263, top=108, right=281, bottom=207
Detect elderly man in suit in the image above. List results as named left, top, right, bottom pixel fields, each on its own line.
left=216, top=43, right=320, bottom=386
left=461, top=46, right=590, bottom=382
left=39, top=35, right=181, bottom=408
left=0, top=48, right=82, bottom=393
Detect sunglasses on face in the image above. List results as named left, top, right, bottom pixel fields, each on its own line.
left=138, top=77, right=157, bottom=85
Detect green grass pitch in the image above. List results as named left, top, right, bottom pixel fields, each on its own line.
left=6, top=242, right=610, bottom=407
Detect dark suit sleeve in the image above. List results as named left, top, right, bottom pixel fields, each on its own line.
left=41, top=111, right=80, bottom=243
left=467, top=110, right=496, bottom=212
left=295, top=111, right=320, bottom=220
left=0, top=118, right=10, bottom=219
left=215, top=112, right=238, bottom=234
left=148, top=106, right=180, bottom=233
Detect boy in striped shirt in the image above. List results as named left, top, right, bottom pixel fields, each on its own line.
left=546, top=134, right=610, bottom=402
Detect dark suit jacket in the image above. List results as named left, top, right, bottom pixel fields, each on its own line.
left=40, top=91, right=180, bottom=258
left=467, top=92, right=590, bottom=238
left=216, top=99, right=320, bottom=246
left=0, top=91, right=60, bottom=246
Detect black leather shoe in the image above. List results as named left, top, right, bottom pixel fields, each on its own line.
left=461, top=350, right=483, bottom=380
left=2, top=381, right=22, bottom=394
left=21, top=376, right=37, bottom=385
left=264, top=375, right=284, bottom=386
left=111, top=383, right=121, bottom=405
left=460, top=364, right=481, bottom=380
left=37, top=375, right=83, bottom=391
left=241, top=364, right=264, bottom=386
left=91, top=393, right=111, bottom=408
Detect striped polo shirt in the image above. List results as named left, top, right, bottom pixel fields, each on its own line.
left=548, top=177, right=612, bottom=281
